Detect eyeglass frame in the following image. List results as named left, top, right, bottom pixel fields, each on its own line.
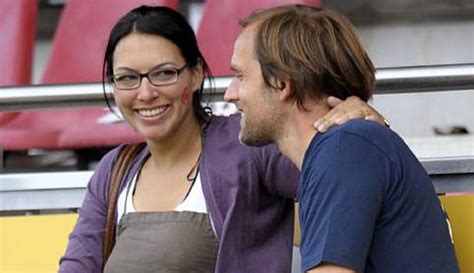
left=111, top=63, right=188, bottom=90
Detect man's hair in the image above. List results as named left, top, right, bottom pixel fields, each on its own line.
left=240, top=5, right=375, bottom=109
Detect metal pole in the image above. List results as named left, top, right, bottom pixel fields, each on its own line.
left=375, top=63, right=474, bottom=94
left=1, top=64, right=473, bottom=112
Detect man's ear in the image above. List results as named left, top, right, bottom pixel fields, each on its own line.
left=277, top=77, right=292, bottom=102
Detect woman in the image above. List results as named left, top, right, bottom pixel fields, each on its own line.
left=59, top=6, right=386, bottom=273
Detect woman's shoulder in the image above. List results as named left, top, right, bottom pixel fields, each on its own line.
left=204, top=114, right=241, bottom=146
left=207, top=114, right=241, bottom=134
left=209, top=113, right=241, bottom=125
left=84, top=143, right=147, bottom=204
left=96, top=144, right=131, bottom=170
left=92, top=143, right=148, bottom=186
left=93, top=145, right=124, bottom=174
left=100, top=143, right=147, bottom=164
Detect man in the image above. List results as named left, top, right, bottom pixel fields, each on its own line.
left=224, top=4, right=459, bottom=273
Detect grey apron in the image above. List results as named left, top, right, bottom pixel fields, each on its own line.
left=104, top=211, right=218, bottom=273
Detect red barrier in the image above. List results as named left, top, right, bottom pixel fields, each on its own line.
left=0, top=0, right=37, bottom=127
left=197, top=0, right=321, bottom=76
left=0, top=0, right=177, bottom=151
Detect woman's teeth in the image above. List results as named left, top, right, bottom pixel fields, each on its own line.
left=138, top=107, right=167, bottom=117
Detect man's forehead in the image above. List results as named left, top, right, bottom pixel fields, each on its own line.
left=232, top=26, right=257, bottom=64
left=237, top=24, right=257, bottom=45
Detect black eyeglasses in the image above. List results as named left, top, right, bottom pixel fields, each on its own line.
left=112, top=63, right=188, bottom=90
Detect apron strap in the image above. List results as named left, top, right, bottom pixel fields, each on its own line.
left=103, top=143, right=146, bottom=267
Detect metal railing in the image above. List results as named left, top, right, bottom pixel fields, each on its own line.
left=1, top=156, right=473, bottom=211
left=1, top=63, right=474, bottom=112
left=1, top=63, right=473, bottom=212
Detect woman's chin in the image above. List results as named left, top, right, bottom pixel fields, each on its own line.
left=141, top=131, right=166, bottom=142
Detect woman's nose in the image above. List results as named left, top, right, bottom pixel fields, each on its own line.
left=136, top=77, right=159, bottom=100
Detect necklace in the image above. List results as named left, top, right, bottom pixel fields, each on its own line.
left=186, top=151, right=202, bottom=182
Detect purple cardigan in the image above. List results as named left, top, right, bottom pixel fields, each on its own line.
left=59, top=114, right=299, bottom=273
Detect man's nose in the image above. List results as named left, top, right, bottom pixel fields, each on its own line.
left=224, top=78, right=239, bottom=102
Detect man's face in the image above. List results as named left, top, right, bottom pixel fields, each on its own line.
left=224, top=25, right=281, bottom=147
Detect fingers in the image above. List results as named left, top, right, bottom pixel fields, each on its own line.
left=365, top=115, right=377, bottom=121
left=314, top=110, right=364, bottom=132
left=327, top=96, right=343, bottom=107
left=313, top=105, right=345, bottom=132
left=365, top=115, right=380, bottom=122
left=313, top=118, right=324, bottom=131
left=365, top=114, right=389, bottom=127
left=346, top=97, right=387, bottom=126
left=314, top=96, right=386, bottom=132
left=313, top=118, right=333, bottom=133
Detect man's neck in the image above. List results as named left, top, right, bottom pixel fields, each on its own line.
left=276, top=100, right=330, bottom=170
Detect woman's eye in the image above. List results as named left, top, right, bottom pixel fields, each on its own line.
left=151, top=69, right=177, bottom=79
left=115, top=75, right=136, bottom=82
left=160, top=69, right=176, bottom=76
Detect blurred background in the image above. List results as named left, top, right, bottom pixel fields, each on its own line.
left=0, top=1, right=472, bottom=272
left=32, top=0, right=474, bottom=137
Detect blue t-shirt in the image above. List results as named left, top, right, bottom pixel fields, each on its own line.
left=299, top=119, right=459, bottom=273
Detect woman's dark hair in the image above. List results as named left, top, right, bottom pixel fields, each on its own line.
left=103, top=5, right=213, bottom=125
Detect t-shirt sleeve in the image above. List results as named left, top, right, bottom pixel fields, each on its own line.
left=300, top=132, right=391, bottom=272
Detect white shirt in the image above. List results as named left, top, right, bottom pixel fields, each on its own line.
left=116, top=171, right=208, bottom=225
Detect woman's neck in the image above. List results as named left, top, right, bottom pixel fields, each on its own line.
left=146, top=116, right=204, bottom=169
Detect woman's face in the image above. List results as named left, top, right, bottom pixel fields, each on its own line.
left=112, top=32, right=203, bottom=142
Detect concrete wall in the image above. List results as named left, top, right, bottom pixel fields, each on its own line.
left=358, top=20, right=474, bottom=68
left=356, top=21, right=474, bottom=137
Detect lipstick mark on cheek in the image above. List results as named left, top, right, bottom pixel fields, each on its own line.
left=181, top=87, right=190, bottom=104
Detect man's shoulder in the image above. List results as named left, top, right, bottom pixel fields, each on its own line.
left=302, top=119, right=406, bottom=179
left=315, top=119, right=404, bottom=156
left=329, top=119, right=392, bottom=140
left=307, top=119, right=390, bottom=154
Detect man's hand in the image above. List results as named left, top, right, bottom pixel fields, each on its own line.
left=313, top=96, right=389, bottom=132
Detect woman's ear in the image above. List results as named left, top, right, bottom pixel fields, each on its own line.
left=191, top=58, right=205, bottom=92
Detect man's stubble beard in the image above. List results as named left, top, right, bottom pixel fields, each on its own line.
left=238, top=82, right=284, bottom=147
left=239, top=119, right=273, bottom=147
left=239, top=107, right=282, bottom=147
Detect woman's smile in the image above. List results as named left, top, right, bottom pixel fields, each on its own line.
left=136, top=105, right=170, bottom=118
